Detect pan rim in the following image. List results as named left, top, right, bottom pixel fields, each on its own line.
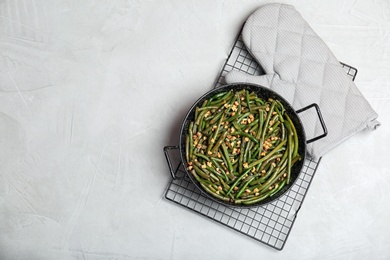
left=179, top=82, right=307, bottom=208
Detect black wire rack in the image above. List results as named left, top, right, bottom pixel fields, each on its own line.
left=164, top=31, right=358, bottom=251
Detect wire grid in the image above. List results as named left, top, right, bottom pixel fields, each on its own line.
left=164, top=33, right=358, bottom=251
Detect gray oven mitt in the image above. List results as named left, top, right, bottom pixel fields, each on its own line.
left=225, top=3, right=380, bottom=160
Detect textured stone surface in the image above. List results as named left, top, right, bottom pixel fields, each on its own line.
left=0, top=0, right=389, bottom=259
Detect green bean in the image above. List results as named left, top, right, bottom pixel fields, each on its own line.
left=243, top=140, right=252, bottom=164
left=235, top=174, right=258, bottom=198
left=281, top=122, right=286, bottom=141
left=232, top=158, right=238, bottom=167
left=284, top=119, right=296, bottom=184
left=259, top=158, right=288, bottom=193
left=269, top=121, right=280, bottom=134
left=232, top=121, right=242, bottom=131
left=262, top=162, right=280, bottom=181
left=251, top=157, right=280, bottom=187
left=226, top=112, right=240, bottom=123
left=197, top=101, right=208, bottom=120
left=246, top=90, right=252, bottom=112
left=199, top=120, right=204, bottom=132
left=264, top=102, right=275, bottom=127
left=224, top=95, right=237, bottom=115
left=208, top=100, right=228, bottom=111
left=221, top=143, right=233, bottom=175
left=209, top=109, right=224, bottom=124
left=237, top=112, right=250, bottom=124
left=208, top=114, right=225, bottom=154
left=238, top=191, right=272, bottom=205
left=250, top=144, right=259, bottom=160
left=202, top=123, right=214, bottom=134
left=286, top=114, right=299, bottom=158
left=195, top=107, right=200, bottom=123
left=198, top=106, right=219, bottom=111
left=195, top=109, right=208, bottom=125
left=209, top=173, right=220, bottom=183
left=209, top=91, right=227, bottom=102
left=226, top=168, right=251, bottom=196
left=275, top=100, right=285, bottom=113
left=255, top=109, right=264, bottom=149
left=220, top=150, right=230, bottom=173
left=258, top=103, right=275, bottom=156
left=239, top=193, right=255, bottom=200
left=244, top=118, right=259, bottom=130
left=270, top=178, right=287, bottom=197
left=200, top=182, right=231, bottom=202
left=209, top=90, right=233, bottom=105
left=207, top=165, right=229, bottom=182
left=191, top=170, right=212, bottom=186
left=247, top=122, right=259, bottom=136
left=211, top=158, right=230, bottom=180
left=211, top=131, right=228, bottom=154
left=255, top=98, right=265, bottom=105
left=218, top=176, right=230, bottom=190
left=211, top=157, right=223, bottom=163
left=235, top=131, right=259, bottom=144
left=193, top=164, right=209, bottom=179
left=188, top=123, right=194, bottom=159
left=247, top=139, right=287, bottom=168
left=185, top=134, right=190, bottom=162
left=274, top=106, right=284, bottom=123
left=194, top=152, right=210, bottom=162
left=260, top=153, right=283, bottom=170
left=287, top=130, right=293, bottom=184
left=238, top=140, right=245, bottom=174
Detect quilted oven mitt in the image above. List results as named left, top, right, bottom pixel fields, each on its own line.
left=225, top=3, right=380, bottom=159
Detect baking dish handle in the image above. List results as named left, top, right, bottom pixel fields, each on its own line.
left=296, top=103, right=328, bottom=144
left=164, top=146, right=181, bottom=179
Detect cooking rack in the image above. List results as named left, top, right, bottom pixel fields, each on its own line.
left=164, top=31, right=358, bottom=251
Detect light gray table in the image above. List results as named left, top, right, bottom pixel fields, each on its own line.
left=1, top=1, right=389, bottom=259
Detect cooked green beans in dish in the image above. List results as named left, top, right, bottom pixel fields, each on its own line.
left=185, top=89, right=301, bottom=205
